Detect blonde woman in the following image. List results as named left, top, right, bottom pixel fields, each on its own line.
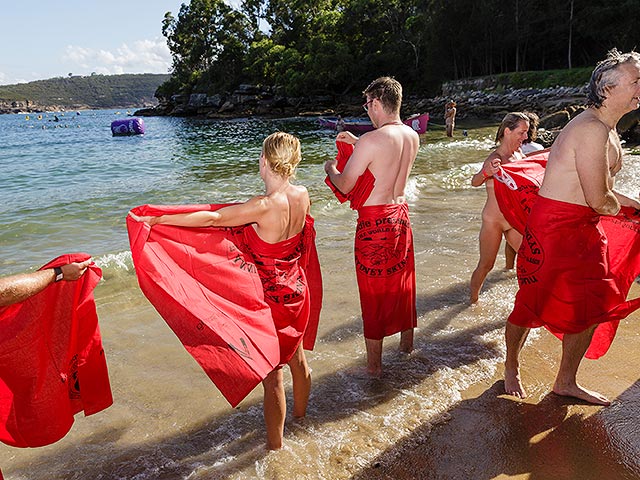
left=130, top=132, right=319, bottom=450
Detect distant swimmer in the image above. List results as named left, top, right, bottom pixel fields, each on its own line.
left=469, top=112, right=529, bottom=304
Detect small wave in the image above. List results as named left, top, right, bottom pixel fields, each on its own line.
left=430, top=162, right=482, bottom=191
left=422, top=137, right=495, bottom=153
left=94, top=250, right=133, bottom=273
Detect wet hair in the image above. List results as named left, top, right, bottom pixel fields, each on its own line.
left=587, top=49, right=640, bottom=108
left=262, top=131, right=301, bottom=178
left=363, top=76, right=402, bottom=114
left=523, top=111, right=539, bottom=143
left=495, top=112, right=529, bottom=144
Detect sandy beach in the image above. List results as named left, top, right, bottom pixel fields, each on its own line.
left=355, top=289, right=640, bottom=480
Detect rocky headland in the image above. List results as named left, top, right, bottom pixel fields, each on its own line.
left=134, top=80, right=640, bottom=145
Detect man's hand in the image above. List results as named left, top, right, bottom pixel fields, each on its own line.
left=337, top=131, right=358, bottom=144
left=324, top=159, right=338, bottom=175
left=60, top=259, right=92, bottom=281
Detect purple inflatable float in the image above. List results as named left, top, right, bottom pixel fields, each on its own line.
left=111, top=118, right=145, bottom=136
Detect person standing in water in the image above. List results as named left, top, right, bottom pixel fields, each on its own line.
left=130, top=132, right=318, bottom=450
left=445, top=100, right=457, bottom=137
left=469, top=112, right=529, bottom=304
left=325, top=77, right=419, bottom=377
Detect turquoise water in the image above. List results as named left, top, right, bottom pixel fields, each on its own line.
left=3, top=110, right=640, bottom=479
left=0, top=111, right=339, bottom=275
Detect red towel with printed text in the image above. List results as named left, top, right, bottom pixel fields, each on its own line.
left=127, top=205, right=322, bottom=407
left=325, top=141, right=375, bottom=210
left=354, top=203, right=416, bottom=339
left=493, top=151, right=548, bottom=234
left=508, top=196, right=640, bottom=359
left=0, top=254, right=111, bottom=447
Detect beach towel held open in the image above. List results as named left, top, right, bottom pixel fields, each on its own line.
left=127, top=204, right=322, bottom=407
left=0, top=254, right=111, bottom=448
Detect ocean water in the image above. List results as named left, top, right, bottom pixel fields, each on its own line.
left=2, top=110, right=640, bottom=479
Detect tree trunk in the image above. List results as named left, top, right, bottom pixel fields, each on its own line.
left=567, top=0, right=574, bottom=69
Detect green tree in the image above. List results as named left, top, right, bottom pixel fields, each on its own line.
left=162, top=0, right=252, bottom=92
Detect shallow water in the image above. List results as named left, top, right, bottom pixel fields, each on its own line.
left=2, top=111, right=640, bottom=479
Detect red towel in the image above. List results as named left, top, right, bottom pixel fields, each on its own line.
left=508, top=196, right=640, bottom=358
left=242, top=217, right=322, bottom=364
left=127, top=204, right=322, bottom=407
left=354, top=203, right=417, bottom=339
left=0, top=254, right=111, bottom=447
left=325, top=141, right=375, bottom=210
left=493, top=152, right=548, bottom=234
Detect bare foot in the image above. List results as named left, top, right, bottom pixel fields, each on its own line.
left=504, top=367, right=527, bottom=398
left=552, top=382, right=610, bottom=406
left=470, top=293, right=479, bottom=304
left=345, top=366, right=382, bottom=379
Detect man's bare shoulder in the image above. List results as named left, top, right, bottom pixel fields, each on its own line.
left=561, top=110, right=610, bottom=141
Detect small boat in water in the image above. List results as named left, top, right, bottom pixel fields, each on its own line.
left=318, top=112, right=429, bottom=135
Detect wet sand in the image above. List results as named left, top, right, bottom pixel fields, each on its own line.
left=355, top=297, right=640, bottom=480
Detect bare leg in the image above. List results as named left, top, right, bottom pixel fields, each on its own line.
left=399, top=328, right=414, bottom=354
left=365, top=337, right=383, bottom=377
left=470, top=222, right=503, bottom=303
left=287, top=345, right=311, bottom=419
left=504, top=228, right=523, bottom=253
left=504, top=321, right=530, bottom=398
left=262, top=368, right=285, bottom=449
left=553, top=326, right=610, bottom=405
left=446, top=124, right=453, bottom=137
left=504, top=242, right=516, bottom=270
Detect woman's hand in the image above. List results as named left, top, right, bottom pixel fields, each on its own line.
left=483, top=158, right=501, bottom=177
left=128, top=211, right=159, bottom=226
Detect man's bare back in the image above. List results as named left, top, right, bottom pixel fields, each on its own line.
left=343, top=124, right=419, bottom=206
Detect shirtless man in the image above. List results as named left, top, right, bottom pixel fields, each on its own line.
left=505, top=49, right=640, bottom=405
left=469, top=113, right=529, bottom=303
left=324, top=77, right=419, bottom=376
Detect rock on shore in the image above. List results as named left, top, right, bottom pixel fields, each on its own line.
left=134, top=82, right=640, bottom=144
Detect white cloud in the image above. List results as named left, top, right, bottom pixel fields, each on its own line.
left=63, top=38, right=172, bottom=76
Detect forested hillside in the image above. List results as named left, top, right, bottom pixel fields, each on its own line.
left=0, top=74, right=170, bottom=109
left=158, top=0, right=638, bottom=98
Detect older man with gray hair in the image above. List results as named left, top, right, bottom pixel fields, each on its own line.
left=504, top=49, right=640, bottom=405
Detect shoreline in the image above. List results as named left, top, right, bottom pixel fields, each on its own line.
left=354, top=294, right=640, bottom=480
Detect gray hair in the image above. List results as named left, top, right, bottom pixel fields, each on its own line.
left=587, top=49, right=640, bottom=108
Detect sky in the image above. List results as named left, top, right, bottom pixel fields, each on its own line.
left=0, top=1, right=241, bottom=86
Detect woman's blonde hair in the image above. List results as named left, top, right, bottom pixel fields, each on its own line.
left=262, top=131, right=301, bottom=178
